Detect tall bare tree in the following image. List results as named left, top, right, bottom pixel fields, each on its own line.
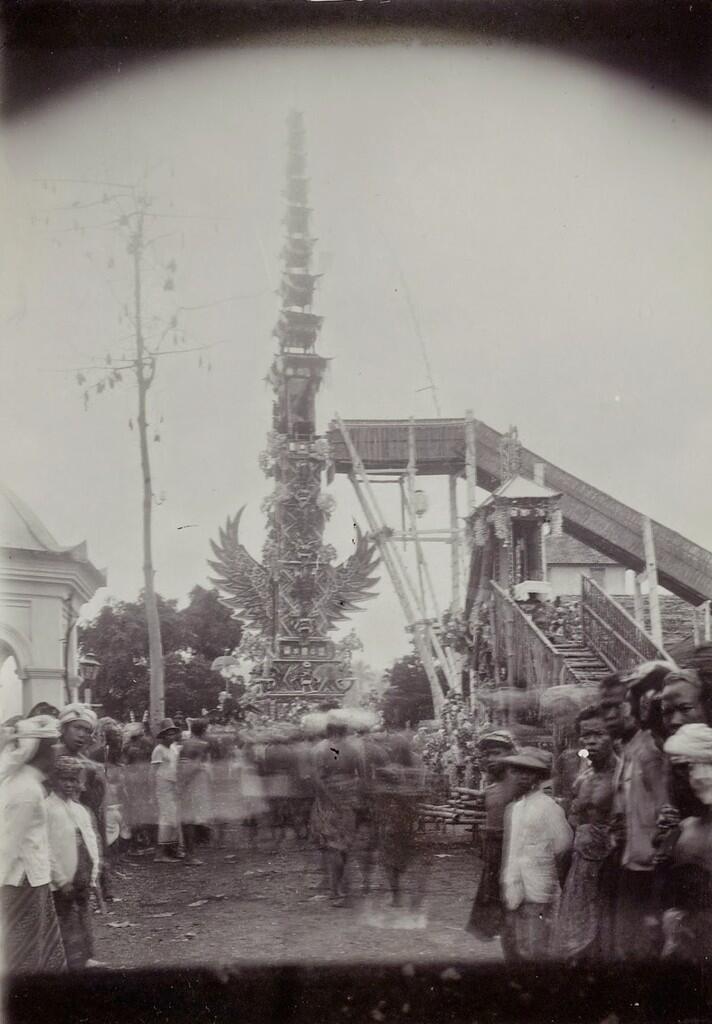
left=40, top=180, right=219, bottom=728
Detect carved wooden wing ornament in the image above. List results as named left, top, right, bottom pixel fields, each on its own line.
left=318, top=525, right=380, bottom=630
left=208, top=507, right=272, bottom=634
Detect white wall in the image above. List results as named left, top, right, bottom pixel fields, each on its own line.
left=549, top=564, right=627, bottom=598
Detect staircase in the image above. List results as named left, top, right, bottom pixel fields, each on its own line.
left=550, top=638, right=611, bottom=686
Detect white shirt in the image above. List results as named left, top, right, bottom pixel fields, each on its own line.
left=501, top=787, right=572, bottom=910
left=46, top=792, right=100, bottom=890
left=0, top=764, right=51, bottom=887
left=151, top=742, right=179, bottom=783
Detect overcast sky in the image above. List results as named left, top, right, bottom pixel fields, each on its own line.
left=2, top=32, right=711, bottom=675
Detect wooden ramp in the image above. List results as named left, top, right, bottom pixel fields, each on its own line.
left=327, top=417, right=712, bottom=606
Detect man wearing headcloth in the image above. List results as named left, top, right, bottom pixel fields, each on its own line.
left=0, top=715, right=67, bottom=972
left=56, top=704, right=108, bottom=895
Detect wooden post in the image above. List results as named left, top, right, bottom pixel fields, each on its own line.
left=705, top=601, right=712, bottom=642
left=465, top=411, right=477, bottom=516
left=449, top=473, right=462, bottom=612
left=633, top=573, right=645, bottom=627
left=504, top=603, right=515, bottom=724
left=692, top=608, right=701, bottom=646
left=407, top=418, right=427, bottom=614
left=642, top=516, right=664, bottom=647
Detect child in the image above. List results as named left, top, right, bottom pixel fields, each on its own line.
left=46, top=755, right=101, bottom=968
left=151, top=718, right=183, bottom=862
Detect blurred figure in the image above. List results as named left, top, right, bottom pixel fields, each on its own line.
left=179, top=718, right=211, bottom=865
left=151, top=718, right=183, bottom=863
left=661, top=723, right=712, bottom=959
left=46, top=756, right=101, bottom=968
left=500, top=748, right=572, bottom=961
left=123, top=722, right=156, bottom=853
left=374, top=729, right=429, bottom=915
left=465, top=730, right=516, bottom=949
left=309, top=709, right=364, bottom=906
left=0, top=715, right=66, bottom=973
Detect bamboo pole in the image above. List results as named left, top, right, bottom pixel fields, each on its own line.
left=449, top=473, right=462, bottom=612
left=642, top=516, right=664, bottom=647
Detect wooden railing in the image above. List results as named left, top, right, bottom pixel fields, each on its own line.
left=490, top=582, right=579, bottom=691
left=580, top=576, right=672, bottom=672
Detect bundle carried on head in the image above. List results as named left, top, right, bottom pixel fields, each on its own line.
left=300, top=712, right=328, bottom=738
left=0, top=714, right=60, bottom=782
left=540, top=684, right=599, bottom=723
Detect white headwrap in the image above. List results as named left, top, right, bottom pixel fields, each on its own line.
left=58, top=703, right=98, bottom=729
left=0, top=714, right=60, bottom=783
left=664, top=723, right=712, bottom=763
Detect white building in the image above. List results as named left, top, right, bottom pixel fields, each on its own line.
left=0, top=483, right=105, bottom=717
left=545, top=534, right=626, bottom=598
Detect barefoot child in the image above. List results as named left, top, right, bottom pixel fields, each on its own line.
left=46, top=756, right=101, bottom=968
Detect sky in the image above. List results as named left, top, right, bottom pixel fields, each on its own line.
left=1, top=31, right=711, bottom=677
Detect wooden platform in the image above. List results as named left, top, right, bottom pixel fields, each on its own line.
left=326, top=417, right=712, bottom=605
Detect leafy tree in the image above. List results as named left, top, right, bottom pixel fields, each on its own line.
left=78, top=587, right=242, bottom=721
left=381, top=653, right=435, bottom=729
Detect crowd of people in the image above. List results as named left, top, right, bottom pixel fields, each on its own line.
left=0, top=701, right=433, bottom=973
left=466, top=643, right=712, bottom=963
left=3, top=642, right=712, bottom=974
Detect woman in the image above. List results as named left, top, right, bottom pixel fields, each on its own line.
left=46, top=756, right=101, bottom=968
left=151, top=718, right=183, bottom=863
left=661, top=723, right=712, bottom=958
left=0, top=715, right=67, bottom=972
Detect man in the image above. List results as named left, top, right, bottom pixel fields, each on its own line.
left=600, top=669, right=668, bottom=959
left=553, top=706, right=618, bottom=960
left=0, top=715, right=67, bottom=972
left=465, top=730, right=517, bottom=947
left=151, top=718, right=183, bottom=863
left=499, top=747, right=572, bottom=961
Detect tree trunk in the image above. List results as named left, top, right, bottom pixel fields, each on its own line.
left=133, top=211, right=165, bottom=730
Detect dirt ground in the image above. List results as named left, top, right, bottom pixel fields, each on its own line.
left=93, top=828, right=502, bottom=969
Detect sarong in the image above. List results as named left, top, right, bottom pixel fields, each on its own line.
left=52, top=833, right=95, bottom=969
left=1, top=881, right=67, bottom=973
left=553, top=824, right=615, bottom=960
left=466, top=829, right=504, bottom=941
left=309, top=778, right=359, bottom=853
left=156, top=779, right=179, bottom=844
left=506, top=901, right=554, bottom=961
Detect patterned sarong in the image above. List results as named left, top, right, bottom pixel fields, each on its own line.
left=52, top=832, right=95, bottom=969
left=554, top=824, right=616, bottom=961
left=1, top=882, right=67, bottom=973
